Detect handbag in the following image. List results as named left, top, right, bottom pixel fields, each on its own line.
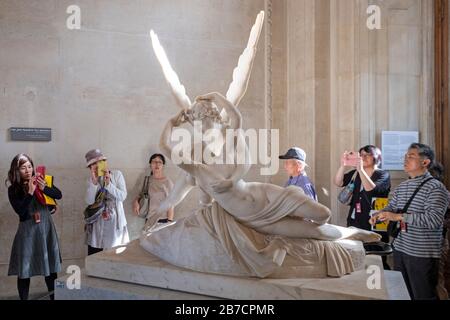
left=387, top=177, right=434, bottom=239
left=84, top=187, right=107, bottom=224
left=338, top=171, right=358, bottom=205
left=138, top=176, right=151, bottom=219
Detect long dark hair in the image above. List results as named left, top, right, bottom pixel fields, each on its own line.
left=149, top=153, right=166, bottom=176
left=6, top=153, right=34, bottom=195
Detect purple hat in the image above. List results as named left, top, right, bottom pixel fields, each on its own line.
left=85, top=149, right=107, bottom=167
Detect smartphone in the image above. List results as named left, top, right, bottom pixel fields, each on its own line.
left=343, top=152, right=359, bottom=167
left=36, top=165, right=46, bottom=178
left=97, top=160, right=107, bottom=177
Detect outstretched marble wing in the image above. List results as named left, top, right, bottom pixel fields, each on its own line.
left=225, top=11, right=265, bottom=109
left=150, top=30, right=192, bottom=110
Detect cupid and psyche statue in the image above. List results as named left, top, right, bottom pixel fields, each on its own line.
left=140, top=11, right=380, bottom=279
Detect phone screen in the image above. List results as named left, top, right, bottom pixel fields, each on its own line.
left=36, top=165, right=46, bottom=178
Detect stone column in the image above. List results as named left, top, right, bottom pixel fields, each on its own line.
left=284, top=0, right=322, bottom=194
left=269, top=0, right=289, bottom=186
left=283, top=0, right=435, bottom=225
left=331, top=0, right=435, bottom=225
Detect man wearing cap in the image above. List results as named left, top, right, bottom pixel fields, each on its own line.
left=279, top=147, right=318, bottom=201
left=84, top=149, right=130, bottom=255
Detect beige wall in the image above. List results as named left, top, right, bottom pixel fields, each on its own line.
left=284, top=0, right=434, bottom=225
left=0, top=0, right=280, bottom=297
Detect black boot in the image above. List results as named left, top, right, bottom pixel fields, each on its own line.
left=45, top=273, right=57, bottom=300
left=17, top=277, right=30, bottom=300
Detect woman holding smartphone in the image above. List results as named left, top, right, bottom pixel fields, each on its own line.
left=334, top=145, right=391, bottom=267
left=6, top=154, right=62, bottom=300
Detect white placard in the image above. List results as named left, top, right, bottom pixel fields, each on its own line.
left=381, top=131, right=419, bottom=170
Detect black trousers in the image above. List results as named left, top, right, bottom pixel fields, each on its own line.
left=17, top=273, right=57, bottom=300
left=394, top=250, right=439, bottom=300
left=88, top=245, right=103, bottom=256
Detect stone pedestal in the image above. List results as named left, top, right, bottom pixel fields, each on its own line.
left=54, top=240, right=411, bottom=300
left=55, top=271, right=216, bottom=300
left=55, top=268, right=410, bottom=300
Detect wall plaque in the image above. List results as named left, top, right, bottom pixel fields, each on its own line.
left=382, top=131, right=419, bottom=170
left=9, top=127, right=52, bottom=142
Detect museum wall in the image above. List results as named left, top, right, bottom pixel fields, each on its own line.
left=0, top=0, right=436, bottom=297
left=283, top=0, right=434, bottom=225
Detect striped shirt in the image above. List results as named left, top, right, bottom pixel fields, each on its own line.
left=383, top=172, right=449, bottom=258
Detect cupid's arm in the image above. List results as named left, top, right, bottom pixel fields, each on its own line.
left=160, top=109, right=187, bottom=161
left=197, top=92, right=242, bottom=129
left=197, top=93, right=251, bottom=192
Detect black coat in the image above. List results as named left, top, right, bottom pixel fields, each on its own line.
left=342, top=169, right=391, bottom=231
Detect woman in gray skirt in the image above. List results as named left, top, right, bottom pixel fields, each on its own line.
left=6, top=154, right=62, bottom=300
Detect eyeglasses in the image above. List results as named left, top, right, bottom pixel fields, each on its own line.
left=151, top=161, right=164, bottom=165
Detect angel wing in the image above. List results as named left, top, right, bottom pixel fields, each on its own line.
left=225, top=11, right=265, bottom=109
left=150, top=30, right=192, bottom=110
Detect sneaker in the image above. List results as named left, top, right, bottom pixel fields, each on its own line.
left=157, top=218, right=173, bottom=224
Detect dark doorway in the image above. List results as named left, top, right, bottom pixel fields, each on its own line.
left=435, top=0, right=449, bottom=189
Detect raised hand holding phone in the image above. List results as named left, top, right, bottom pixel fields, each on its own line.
left=36, top=165, right=46, bottom=178
left=97, top=160, right=107, bottom=177
left=340, top=151, right=348, bottom=167
left=35, top=165, right=47, bottom=191
left=343, top=152, right=360, bottom=167
left=36, top=176, right=47, bottom=191
left=95, top=160, right=109, bottom=186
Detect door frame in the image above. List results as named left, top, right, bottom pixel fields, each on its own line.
left=435, top=0, right=449, bottom=189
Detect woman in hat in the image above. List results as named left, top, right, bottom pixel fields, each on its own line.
left=84, top=149, right=129, bottom=255
left=6, top=154, right=62, bottom=300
